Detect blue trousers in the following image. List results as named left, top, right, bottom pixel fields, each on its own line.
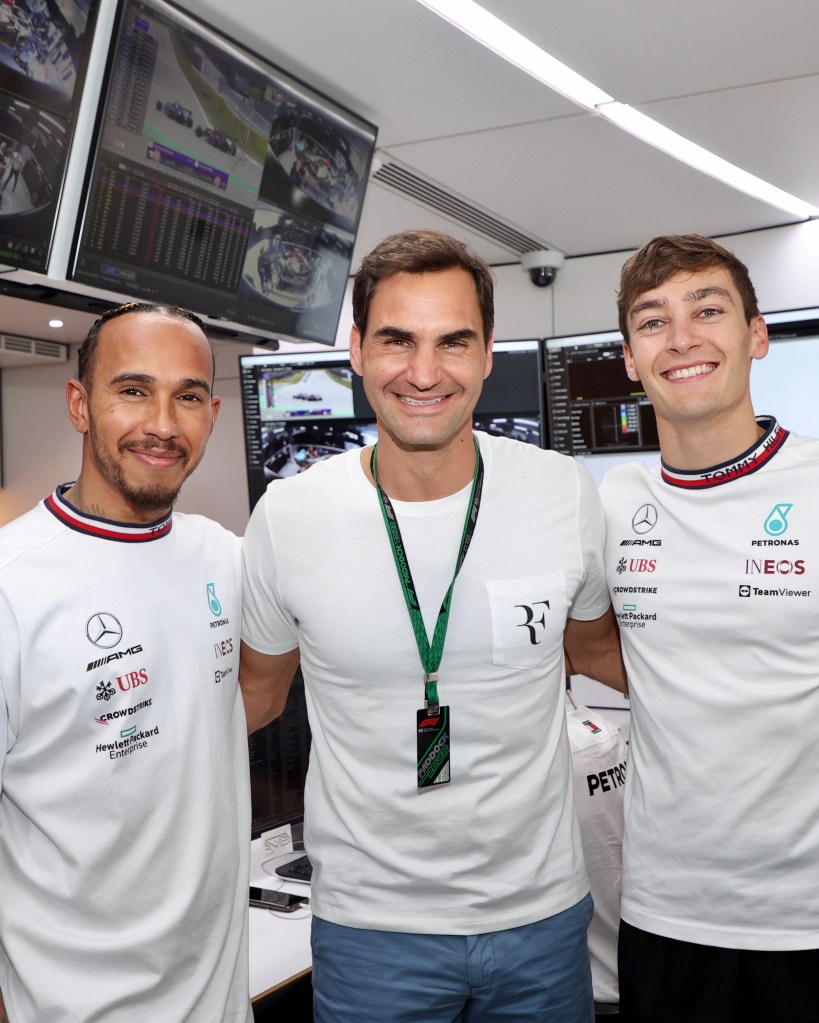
left=312, top=894, right=595, bottom=1023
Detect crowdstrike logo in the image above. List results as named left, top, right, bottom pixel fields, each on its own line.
left=763, top=503, right=793, bottom=537
left=86, top=612, right=123, bottom=649
left=94, top=698, right=152, bottom=724
left=631, top=504, right=658, bottom=535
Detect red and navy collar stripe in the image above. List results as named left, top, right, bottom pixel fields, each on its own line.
left=44, top=485, right=173, bottom=542
left=661, top=417, right=789, bottom=490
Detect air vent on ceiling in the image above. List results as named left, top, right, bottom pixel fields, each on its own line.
left=0, top=334, right=69, bottom=368
left=372, top=160, right=544, bottom=255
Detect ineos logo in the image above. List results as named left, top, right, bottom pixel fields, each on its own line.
left=631, top=504, right=658, bottom=535
left=86, top=613, right=123, bottom=649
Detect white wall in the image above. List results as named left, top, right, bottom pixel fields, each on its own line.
left=0, top=359, right=81, bottom=526
left=3, top=220, right=819, bottom=531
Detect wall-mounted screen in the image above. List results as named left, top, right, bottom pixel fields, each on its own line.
left=0, top=0, right=100, bottom=271
left=70, top=0, right=376, bottom=344
left=473, top=339, right=542, bottom=447
left=240, top=340, right=544, bottom=511
left=544, top=330, right=659, bottom=457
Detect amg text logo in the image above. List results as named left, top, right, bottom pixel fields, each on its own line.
left=87, top=645, right=143, bottom=672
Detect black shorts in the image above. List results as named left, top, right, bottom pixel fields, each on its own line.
left=619, top=919, right=819, bottom=1023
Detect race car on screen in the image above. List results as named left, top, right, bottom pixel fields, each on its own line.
left=156, top=100, right=193, bottom=128
left=195, top=125, right=237, bottom=156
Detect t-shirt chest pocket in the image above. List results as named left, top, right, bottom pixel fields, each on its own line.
left=486, top=573, right=568, bottom=669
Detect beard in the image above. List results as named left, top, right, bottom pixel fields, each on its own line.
left=88, top=421, right=196, bottom=518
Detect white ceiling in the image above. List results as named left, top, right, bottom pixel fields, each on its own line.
left=2, top=0, right=817, bottom=349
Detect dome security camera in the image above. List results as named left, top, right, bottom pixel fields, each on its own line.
left=520, top=249, right=565, bottom=288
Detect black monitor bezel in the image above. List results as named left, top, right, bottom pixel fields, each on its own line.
left=0, top=0, right=103, bottom=272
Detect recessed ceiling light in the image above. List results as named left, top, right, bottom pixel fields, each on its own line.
left=48, top=319, right=64, bottom=328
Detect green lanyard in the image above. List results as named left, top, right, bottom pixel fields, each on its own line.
left=371, top=437, right=484, bottom=712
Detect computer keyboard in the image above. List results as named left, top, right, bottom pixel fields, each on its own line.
left=275, top=853, right=313, bottom=884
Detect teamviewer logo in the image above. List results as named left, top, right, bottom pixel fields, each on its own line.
left=738, top=585, right=751, bottom=597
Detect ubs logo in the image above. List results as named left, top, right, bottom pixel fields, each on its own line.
left=631, top=504, right=658, bottom=535
left=86, top=613, right=123, bottom=649
left=617, top=558, right=657, bottom=575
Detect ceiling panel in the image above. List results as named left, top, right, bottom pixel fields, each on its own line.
left=387, top=112, right=792, bottom=255
left=641, top=76, right=819, bottom=205
left=480, top=0, right=819, bottom=103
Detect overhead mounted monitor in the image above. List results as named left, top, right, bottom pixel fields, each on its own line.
left=69, top=0, right=376, bottom=344
left=0, top=0, right=100, bottom=271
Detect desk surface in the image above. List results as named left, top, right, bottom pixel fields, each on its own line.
left=249, top=839, right=312, bottom=1002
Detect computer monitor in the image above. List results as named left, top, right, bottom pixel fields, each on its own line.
left=0, top=0, right=100, bottom=271
left=239, top=347, right=376, bottom=510
left=249, top=666, right=310, bottom=841
left=544, top=330, right=659, bottom=457
left=544, top=308, right=819, bottom=464
left=473, top=339, right=543, bottom=446
left=70, top=0, right=376, bottom=344
left=239, top=339, right=545, bottom=511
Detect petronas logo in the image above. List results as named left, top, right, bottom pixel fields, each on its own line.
left=763, top=504, right=792, bottom=537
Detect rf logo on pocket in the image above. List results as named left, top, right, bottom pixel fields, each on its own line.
left=515, top=600, right=551, bottom=645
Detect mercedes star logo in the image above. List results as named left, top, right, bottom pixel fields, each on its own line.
left=631, top=504, right=658, bottom=535
left=86, top=612, right=123, bottom=649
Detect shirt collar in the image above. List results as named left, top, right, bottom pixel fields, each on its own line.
left=44, top=484, right=173, bottom=542
left=660, top=417, right=788, bottom=490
